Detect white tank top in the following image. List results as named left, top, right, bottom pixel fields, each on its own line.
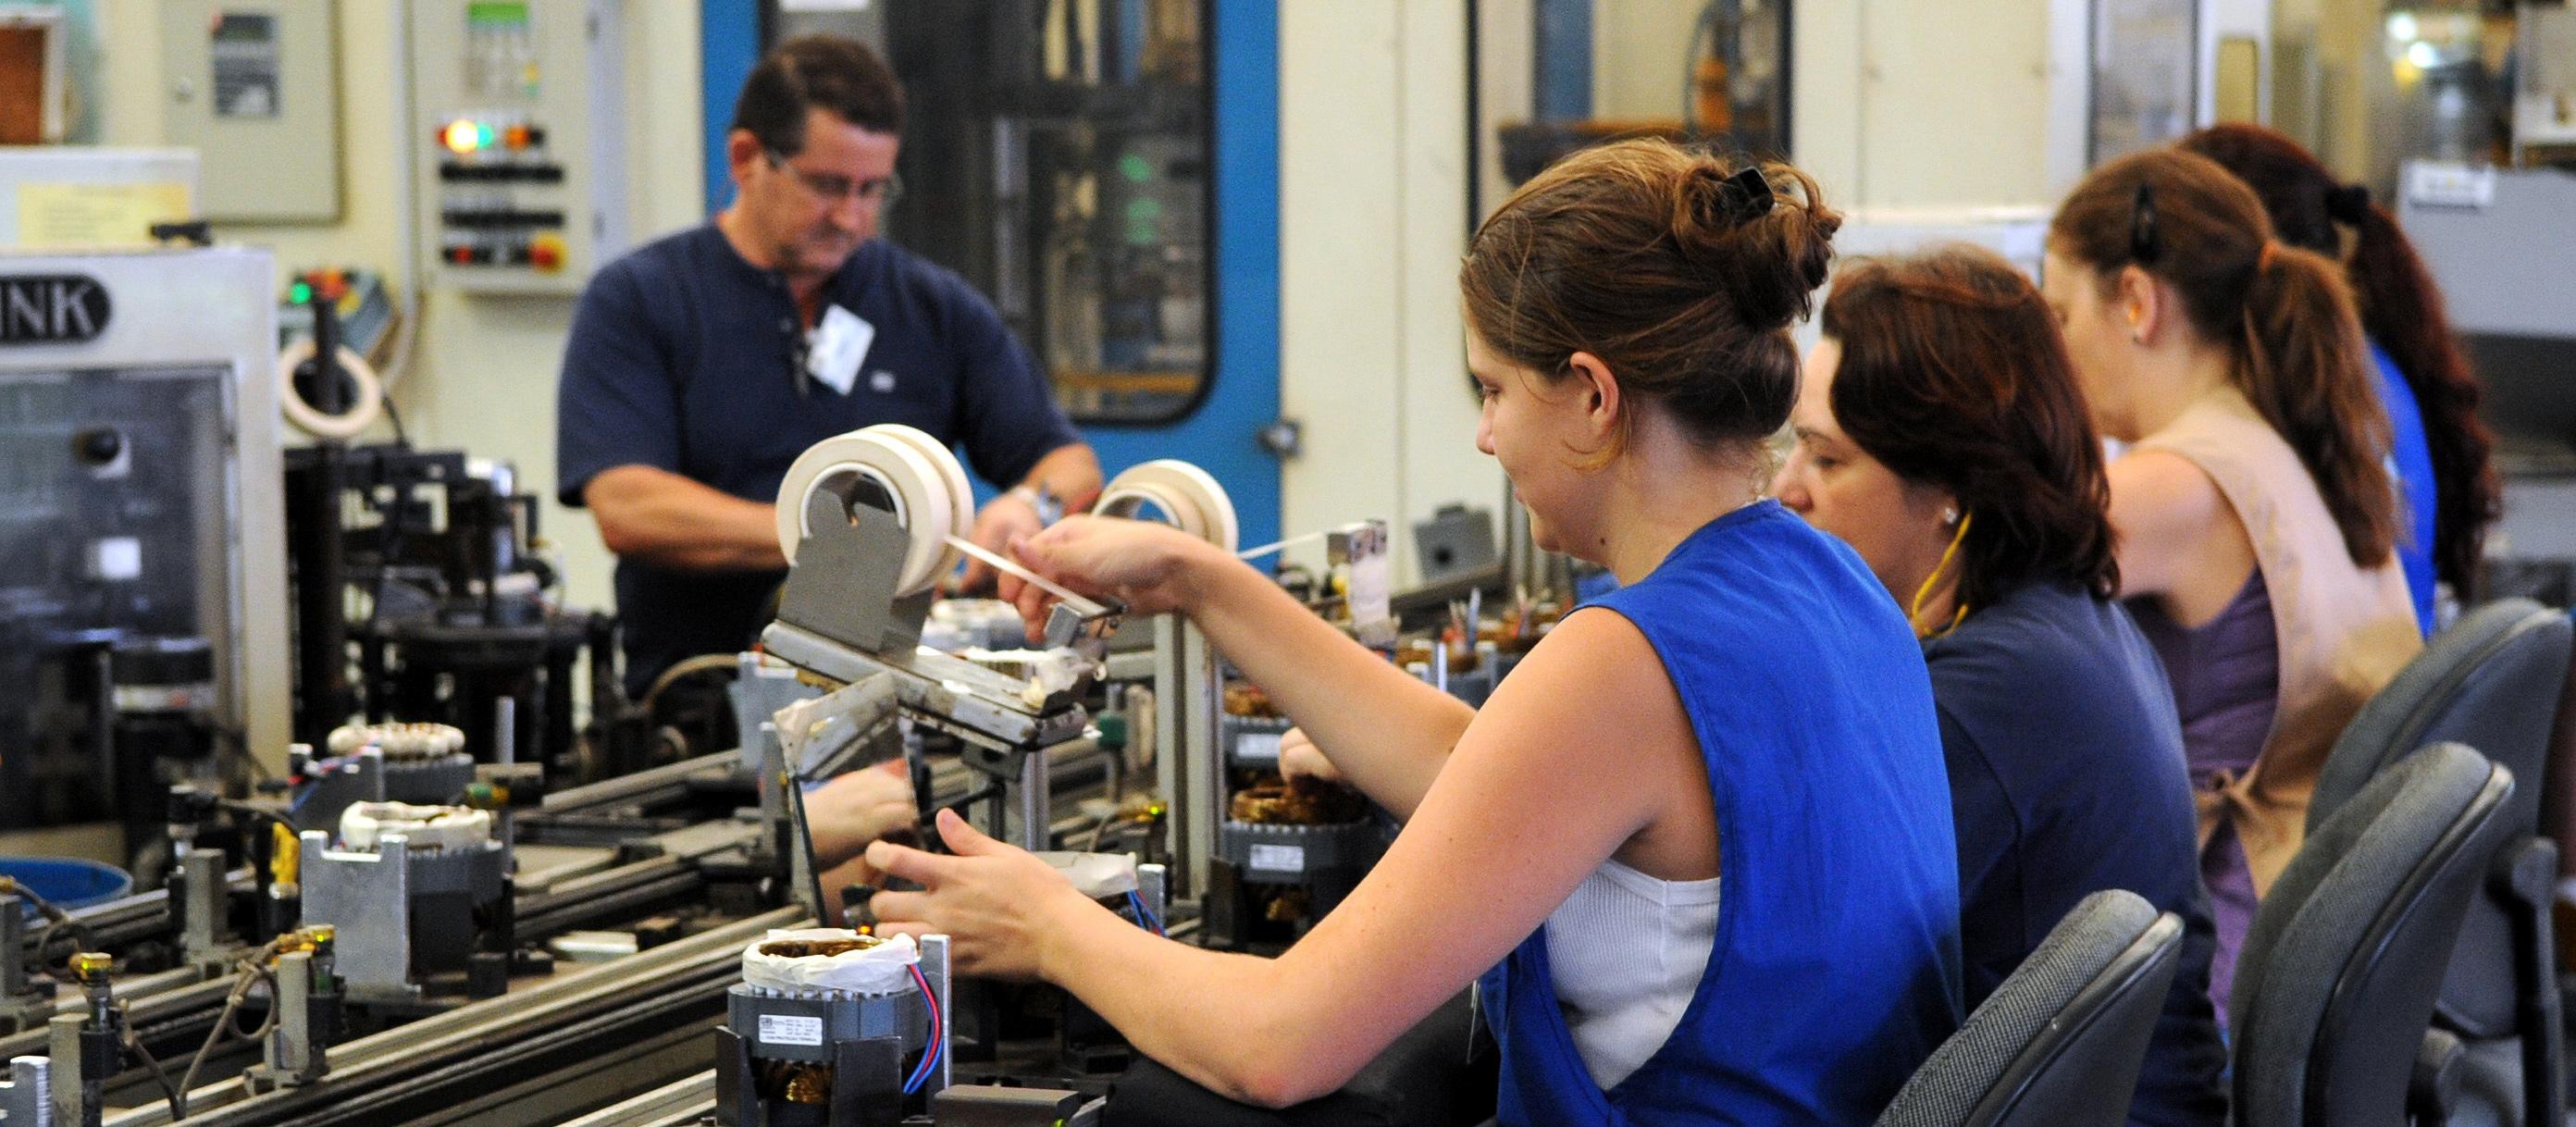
left=1541, top=858, right=1723, bottom=1090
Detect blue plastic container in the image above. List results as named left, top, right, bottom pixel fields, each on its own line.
left=0, top=857, right=134, bottom=915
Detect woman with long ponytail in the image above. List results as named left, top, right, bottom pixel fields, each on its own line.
left=2182, top=123, right=2501, bottom=631
left=2043, top=147, right=2422, bottom=1022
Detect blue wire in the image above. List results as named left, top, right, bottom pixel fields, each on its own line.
left=1126, top=891, right=1163, bottom=936
left=901, top=963, right=942, bottom=1095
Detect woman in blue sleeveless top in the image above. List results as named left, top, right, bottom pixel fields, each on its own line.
left=864, top=140, right=1963, bottom=1125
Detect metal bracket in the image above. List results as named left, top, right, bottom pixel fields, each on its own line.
left=178, top=848, right=230, bottom=966
left=0, top=1056, right=45, bottom=1127
left=244, top=948, right=331, bottom=1089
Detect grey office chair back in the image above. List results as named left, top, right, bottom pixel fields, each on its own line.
left=2312, top=598, right=2568, bottom=850
left=2306, top=601, right=2570, bottom=1126
left=1875, top=891, right=2183, bottom=1127
left=2232, top=743, right=2515, bottom=1127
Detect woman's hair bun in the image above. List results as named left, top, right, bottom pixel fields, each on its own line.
left=1667, top=155, right=1839, bottom=331
left=1461, top=139, right=1844, bottom=452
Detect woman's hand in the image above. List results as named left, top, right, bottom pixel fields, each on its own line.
left=803, top=758, right=919, bottom=874
left=866, top=809, right=1099, bottom=981
left=1007, top=516, right=1224, bottom=643
left=1278, top=727, right=1344, bottom=785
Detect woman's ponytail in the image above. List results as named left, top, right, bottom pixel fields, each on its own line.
left=2238, top=241, right=2398, bottom=567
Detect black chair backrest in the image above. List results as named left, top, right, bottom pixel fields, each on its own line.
left=1875, top=890, right=2183, bottom=1127
left=2307, top=599, right=2572, bottom=1036
left=2232, top=743, right=2515, bottom=1127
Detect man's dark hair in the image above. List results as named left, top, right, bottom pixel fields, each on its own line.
left=731, top=34, right=904, bottom=156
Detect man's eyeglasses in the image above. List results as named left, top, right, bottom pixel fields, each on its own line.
left=765, top=150, right=903, bottom=209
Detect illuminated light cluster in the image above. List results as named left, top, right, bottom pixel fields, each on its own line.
left=441, top=118, right=492, bottom=155
left=440, top=118, right=542, bottom=155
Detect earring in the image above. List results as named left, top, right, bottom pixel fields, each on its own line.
left=1940, top=506, right=1960, bottom=526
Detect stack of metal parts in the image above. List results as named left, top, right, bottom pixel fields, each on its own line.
left=291, top=724, right=477, bottom=834
left=1205, top=686, right=1382, bottom=950
left=298, top=802, right=510, bottom=1003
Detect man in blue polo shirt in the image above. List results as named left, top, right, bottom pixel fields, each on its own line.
left=558, top=35, right=1100, bottom=698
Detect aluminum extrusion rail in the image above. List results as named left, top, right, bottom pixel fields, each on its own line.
left=99, top=907, right=805, bottom=1127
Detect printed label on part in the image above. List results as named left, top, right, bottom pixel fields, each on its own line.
left=759, top=1014, right=825, bottom=1047
left=1235, top=733, right=1282, bottom=762
left=1247, top=844, right=1306, bottom=873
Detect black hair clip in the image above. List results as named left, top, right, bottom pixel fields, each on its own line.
left=2324, top=182, right=2372, bottom=226
left=2128, top=182, right=2161, bottom=266
left=1721, top=167, right=1776, bottom=221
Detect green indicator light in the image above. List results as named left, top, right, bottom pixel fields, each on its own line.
left=477, top=123, right=495, bottom=149
left=1119, top=153, right=1153, bottom=183
left=289, top=282, right=312, bottom=304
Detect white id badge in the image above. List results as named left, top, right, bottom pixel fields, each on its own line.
left=806, top=305, right=875, bottom=396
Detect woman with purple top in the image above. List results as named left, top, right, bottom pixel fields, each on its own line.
left=2179, top=123, right=2503, bottom=635
left=2040, top=147, right=2421, bottom=1022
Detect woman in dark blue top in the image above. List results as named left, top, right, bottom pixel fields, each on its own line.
left=1775, top=247, right=2228, bottom=1126
left=862, top=140, right=1963, bottom=1124
left=2182, top=124, right=2504, bottom=633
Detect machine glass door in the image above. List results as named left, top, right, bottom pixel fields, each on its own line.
left=0, top=365, right=231, bottom=839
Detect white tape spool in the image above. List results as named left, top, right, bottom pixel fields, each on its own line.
left=1098, top=460, right=1239, bottom=553
left=872, top=424, right=973, bottom=562
left=774, top=424, right=968, bottom=596
left=276, top=339, right=384, bottom=440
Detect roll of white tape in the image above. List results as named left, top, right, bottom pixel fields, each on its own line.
left=277, top=339, right=384, bottom=440
left=774, top=424, right=968, bottom=596
left=871, top=424, right=972, bottom=581
left=1099, top=460, right=1238, bottom=553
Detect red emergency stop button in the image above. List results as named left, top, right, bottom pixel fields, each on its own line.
left=529, top=233, right=566, bottom=272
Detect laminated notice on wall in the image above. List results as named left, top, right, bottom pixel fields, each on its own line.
left=16, top=182, right=192, bottom=248
left=211, top=13, right=283, bottom=118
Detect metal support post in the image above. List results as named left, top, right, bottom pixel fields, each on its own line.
left=0, top=1056, right=50, bottom=1126
left=179, top=847, right=229, bottom=965
left=920, top=935, right=953, bottom=1098
left=1014, top=747, right=1051, bottom=853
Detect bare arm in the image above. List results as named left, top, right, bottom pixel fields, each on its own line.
left=872, top=610, right=1695, bottom=1106
left=583, top=464, right=786, bottom=572
left=2106, top=449, right=2253, bottom=625
left=1184, top=555, right=1474, bottom=822
left=1010, top=519, right=1473, bottom=821
left=1021, top=442, right=1104, bottom=513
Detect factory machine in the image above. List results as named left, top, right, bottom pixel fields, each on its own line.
left=0, top=247, right=291, bottom=882
left=0, top=316, right=1515, bottom=1125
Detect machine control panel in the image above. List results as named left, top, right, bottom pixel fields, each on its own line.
left=411, top=0, right=625, bottom=294
left=433, top=110, right=571, bottom=271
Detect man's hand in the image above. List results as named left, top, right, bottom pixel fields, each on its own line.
left=959, top=489, right=1048, bottom=598
left=1278, top=727, right=1344, bottom=785
left=804, top=759, right=920, bottom=874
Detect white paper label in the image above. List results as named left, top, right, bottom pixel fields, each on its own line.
left=1234, top=732, right=1282, bottom=762
left=759, top=1014, right=825, bottom=1047
left=2405, top=163, right=2496, bottom=209
left=807, top=305, right=875, bottom=396
left=1348, top=551, right=1392, bottom=628
left=1247, top=844, right=1306, bottom=873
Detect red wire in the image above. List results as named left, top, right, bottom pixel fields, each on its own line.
left=905, top=960, right=942, bottom=1091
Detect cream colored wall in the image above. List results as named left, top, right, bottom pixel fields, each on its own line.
left=93, top=0, right=706, bottom=613
left=1592, top=0, right=1705, bottom=121
left=1794, top=0, right=2064, bottom=209
left=1278, top=0, right=1489, bottom=585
